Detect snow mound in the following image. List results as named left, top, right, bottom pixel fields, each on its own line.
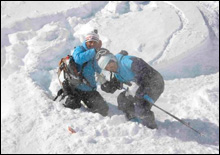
left=1, top=1, right=219, bottom=154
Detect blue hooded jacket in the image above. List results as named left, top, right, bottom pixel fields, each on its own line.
left=114, top=54, right=135, bottom=83
left=114, top=53, right=164, bottom=103
left=72, top=41, right=101, bottom=91
left=114, top=53, right=161, bottom=86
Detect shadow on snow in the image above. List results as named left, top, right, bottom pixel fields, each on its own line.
left=156, top=119, right=219, bottom=146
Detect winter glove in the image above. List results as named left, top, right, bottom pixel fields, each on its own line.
left=101, top=81, right=116, bottom=93
left=101, top=76, right=122, bottom=93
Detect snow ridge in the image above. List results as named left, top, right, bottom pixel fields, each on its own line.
left=150, top=1, right=189, bottom=65
left=1, top=1, right=219, bottom=154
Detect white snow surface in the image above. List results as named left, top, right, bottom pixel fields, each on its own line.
left=1, top=1, right=219, bottom=154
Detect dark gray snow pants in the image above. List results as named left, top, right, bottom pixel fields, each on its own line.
left=117, top=70, right=164, bottom=119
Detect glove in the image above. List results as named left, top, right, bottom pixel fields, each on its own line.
left=96, top=73, right=107, bottom=85
left=101, top=81, right=116, bottom=93
left=125, top=82, right=139, bottom=97
left=101, top=77, right=122, bottom=93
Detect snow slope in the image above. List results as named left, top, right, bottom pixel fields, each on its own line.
left=1, top=1, right=219, bottom=154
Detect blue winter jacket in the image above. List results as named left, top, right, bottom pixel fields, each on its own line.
left=114, top=54, right=136, bottom=83
left=114, top=53, right=161, bottom=86
left=72, top=41, right=101, bottom=91
left=114, top=53, right=164, bottom=103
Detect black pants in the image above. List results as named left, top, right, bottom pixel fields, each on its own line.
left=117, top=73, right=164, bottom=120
left=64, top=89, right=109, bottom=117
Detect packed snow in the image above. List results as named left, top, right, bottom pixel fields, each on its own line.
left=1, top=1, right=219, bottom=154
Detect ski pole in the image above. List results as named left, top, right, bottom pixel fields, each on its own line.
left=152, top=103, right=203, bottom=136
left=122, top=87, right=203, bottom=136
left=143, top=94, right=203, bottom=136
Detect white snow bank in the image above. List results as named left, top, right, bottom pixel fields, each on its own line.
left=1, top=71, right=219, bottom=154
left=1, top=1, right=219, bottom=154
left=1, top=1, right=219, bottom=79
left=1, top=1, right=89, bottom=28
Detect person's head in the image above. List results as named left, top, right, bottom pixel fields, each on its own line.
left=85, top=29, right=99, bottom=49
left=96, top=48, right=118, bottom=72
left=105, top=60, right=118, bottom=73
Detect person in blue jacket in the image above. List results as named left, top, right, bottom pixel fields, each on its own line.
left=96, top=48, right=164, bottom=129
left=62, top=30, right=109, bottom=117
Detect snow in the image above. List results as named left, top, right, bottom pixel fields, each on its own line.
left=1, top=1, right=219, bottom=154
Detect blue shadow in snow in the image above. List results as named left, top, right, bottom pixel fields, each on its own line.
left=107, top=102, right=124, bottom=117
left=156, top=119, right=219, bottom=146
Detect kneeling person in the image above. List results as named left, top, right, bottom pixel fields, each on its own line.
left=57, top=30, right=109, bottom=117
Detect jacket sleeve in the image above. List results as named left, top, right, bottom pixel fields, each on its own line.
left=73, top=46, right=96, bottom=65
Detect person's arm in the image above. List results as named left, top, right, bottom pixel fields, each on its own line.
left=73, top=46, right=96, bottom=65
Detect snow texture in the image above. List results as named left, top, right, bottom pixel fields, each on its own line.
left=1, top=1, right=219, bottom=154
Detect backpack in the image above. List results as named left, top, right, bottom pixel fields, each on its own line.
left=57, top=55, right=90, bottom=88
left=53, top=55, right=92, bottom=101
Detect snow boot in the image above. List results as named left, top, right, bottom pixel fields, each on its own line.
left=125, top=112, right=136, bottom=121
left=63, top=94, right=81, bottom=110
left=141, top=110, right=158, bottom=129
left=129, top=117, right=142, bottom=123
